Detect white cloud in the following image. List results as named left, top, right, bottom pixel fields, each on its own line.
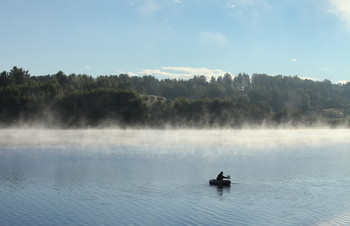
left=338, top=80, right=349, bottom=84
left=84, top=65, right=91, bottom=70
left=139, top=66, right=229, bottom=80
left=127, top=72, right=139, bottom=77
left=224, top=0, right=272, bottom=23
left=198, top=31, right=230, bottom=46
left=291, top=58, right=297, bottom=62
left=327, top=0, right=350, bottom=25
left=317, top=67, right=334, bottom=72
left=233, top=0, right=255, bottom=6
left=135, top=0, right=181, bottom=14
left=300, top=76, right=319, bottom=81
left=228, top=0, right=270, bottom=9
left=227, top=2, right=236, bottom=9
left=138, top=0, right=160, bottom=14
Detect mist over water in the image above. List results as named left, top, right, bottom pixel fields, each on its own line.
left=1, top=128, right=350, bottom=225
left=1, top=128, right=349, bottom=151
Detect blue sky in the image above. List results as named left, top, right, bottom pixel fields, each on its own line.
left=1, top=0, right=350, bottom=83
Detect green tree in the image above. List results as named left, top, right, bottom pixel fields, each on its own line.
left=10, top=66, right=30, bottom=85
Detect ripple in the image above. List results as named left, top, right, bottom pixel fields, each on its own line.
left=317, top=212, right=350, bottom=226
left=1, top=129, right=350, bottom=225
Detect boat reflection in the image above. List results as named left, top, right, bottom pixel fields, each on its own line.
left=216, top=186, right=231, bottom=197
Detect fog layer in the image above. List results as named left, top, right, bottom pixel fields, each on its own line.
left=1, top=129, right=349, bottom=157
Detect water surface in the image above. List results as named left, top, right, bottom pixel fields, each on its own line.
left=1, top=129, right=350, bottom=225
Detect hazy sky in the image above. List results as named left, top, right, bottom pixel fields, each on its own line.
left=1, top=0, right=350, bottom=83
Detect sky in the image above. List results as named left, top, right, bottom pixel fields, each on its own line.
left=1, top=0, right=350, bottom=83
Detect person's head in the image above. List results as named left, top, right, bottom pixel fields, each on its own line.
left=220, top=171, right=223, bottom=175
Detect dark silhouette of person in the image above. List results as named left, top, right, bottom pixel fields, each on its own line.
left=216, top=171, right=228, bottom=181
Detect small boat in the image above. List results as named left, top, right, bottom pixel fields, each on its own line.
left=209, top=179, right=231, bottom=186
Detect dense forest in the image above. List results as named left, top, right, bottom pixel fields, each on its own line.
left=1, top=66, right=350, bottom=128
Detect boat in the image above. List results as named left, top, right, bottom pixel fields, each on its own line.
left=209, top=179, right=231, bottom=186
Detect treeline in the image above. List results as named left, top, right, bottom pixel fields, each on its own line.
left=1, top=66, right=350, bottom=128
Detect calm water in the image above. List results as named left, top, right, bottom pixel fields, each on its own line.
left=1, top=129, right=350, bottom=225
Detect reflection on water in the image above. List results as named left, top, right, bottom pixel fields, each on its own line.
left=215, top=186, right=231, bottom=197
left=1, top=129, right=350, bottom=225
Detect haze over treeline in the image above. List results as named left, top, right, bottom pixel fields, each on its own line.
left=1, top=66, right=350, bottom=128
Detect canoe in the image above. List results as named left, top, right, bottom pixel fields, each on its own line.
left=209, top=179, right=231, bottom=186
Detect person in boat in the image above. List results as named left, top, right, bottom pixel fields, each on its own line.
left=216, top=171, right=228, bottom=181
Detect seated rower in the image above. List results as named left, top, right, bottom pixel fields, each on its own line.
left=216, top=171, right=229, bottom=181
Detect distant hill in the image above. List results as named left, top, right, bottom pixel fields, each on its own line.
left=1, top=66, right=349, bottom=128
